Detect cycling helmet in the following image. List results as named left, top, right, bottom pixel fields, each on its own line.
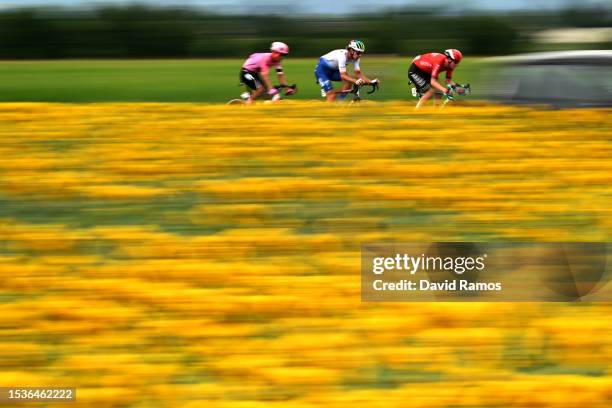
left=444, top=49, right=463, bottom=63
left=271, top=42, right=289, bottom=55
left=348, top=40, right=366, bottom=53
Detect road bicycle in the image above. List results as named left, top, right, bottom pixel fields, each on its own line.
left=410, top=83, right=472, bottom=105
left=227, top=84, right=297, bottom=105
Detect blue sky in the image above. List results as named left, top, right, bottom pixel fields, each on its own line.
left=2, top=0, right=610, bottom=13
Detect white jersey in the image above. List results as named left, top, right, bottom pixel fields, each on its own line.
left=320, top=49, right=361, bottom=72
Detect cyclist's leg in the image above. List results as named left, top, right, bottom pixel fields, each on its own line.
left=316, top=60, right=348, bottom=102
left=408, top=64, right=432, bottom=108
left=416, top=88, right=436, bottom=108
left=329, top=70, right=344, bottom=101
left=337, top=78, right=353, bottom=101
left=249, top=79, right=265, bottom=104
left=250, top=84, right=265, bottom=103
left=240, top=69, right=264, bottom=103
left=325, top=72, right=344, bottom=102
left=315, top=62, right=337, bottom=102
left=433, top=92, right=442, bottom=107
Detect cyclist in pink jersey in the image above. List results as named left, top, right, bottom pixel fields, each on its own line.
left=240, top=42, right=294, bottom=104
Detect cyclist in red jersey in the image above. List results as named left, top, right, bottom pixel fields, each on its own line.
left=408, top=49, right=463, bottom=108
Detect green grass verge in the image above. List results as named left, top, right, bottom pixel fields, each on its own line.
left=0, top=58, right=490, bottom=103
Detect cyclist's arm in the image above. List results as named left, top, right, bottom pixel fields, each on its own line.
left=354, top=59, right=372, bottom=83
left=430, top=77, right=448, bottom=93
left=428, top=63, right=449, bottom=93
left=446, top=70, right=456, bottom=87
left=258, top=60, right=275, bottom=90
left=277, top=72, right=288, bottom=86
left=355, top=70, right=373, bottom=83
left=338, top=53, right=359, bottom=83
left=340, top=70, right=358, bottom=83
left=260, top=71, right=274, bottom=91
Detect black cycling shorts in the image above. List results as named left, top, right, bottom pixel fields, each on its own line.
left=408, top=63, right=431, bottom=94
left=240, top=68, right=262, bottom=90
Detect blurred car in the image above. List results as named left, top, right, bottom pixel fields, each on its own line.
left=484, top=50, right=612, bottom=108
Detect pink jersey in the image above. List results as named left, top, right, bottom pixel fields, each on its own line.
left=242, top=53, right=283, bottom=75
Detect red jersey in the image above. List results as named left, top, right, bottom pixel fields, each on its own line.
left=413, top=53, right=453, bottom=80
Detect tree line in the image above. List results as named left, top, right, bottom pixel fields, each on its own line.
left=0, top=5, right=609, bottom=59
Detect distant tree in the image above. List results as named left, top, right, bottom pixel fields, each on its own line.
left=0, top=10, right=65, bottom=58
left=450, top=16, right=520, bottom=56
left=560, top=6, right=612, bottom=27
left=0, top=5, right=604, bottom=59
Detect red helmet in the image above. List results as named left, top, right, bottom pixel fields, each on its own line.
left=444, top=49, right=463, bottom=63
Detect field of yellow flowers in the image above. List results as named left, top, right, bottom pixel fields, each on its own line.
left=0, top=102, right=611, bottom=407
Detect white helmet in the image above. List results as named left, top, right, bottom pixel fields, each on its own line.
left=270, top=41, right=289, bottom=55
left=347, top=39, right=366, bottom=53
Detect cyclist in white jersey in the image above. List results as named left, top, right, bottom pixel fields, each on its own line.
left=315, top=40, right=379, bottom=102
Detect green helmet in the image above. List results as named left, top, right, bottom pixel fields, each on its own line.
left=348, top=40, right=366, bottom=53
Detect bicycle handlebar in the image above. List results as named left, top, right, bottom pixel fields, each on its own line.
left=367, top=81, right=380, bottom=94
left=350, top=81, right=380, bottom=94
left=448, top=83, right=471, bottom=95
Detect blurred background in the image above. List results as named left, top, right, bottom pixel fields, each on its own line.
left=0, top=2, right=611, bottom=407
left=0, top=0, right=609, bottom=102
left=0, top=0, right=610, bottom=58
